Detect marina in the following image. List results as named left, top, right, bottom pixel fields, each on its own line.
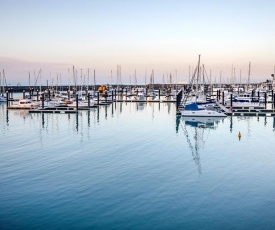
left=2, top=0, right=275, bottom=228
left=1, top=95, right=275, bottom=229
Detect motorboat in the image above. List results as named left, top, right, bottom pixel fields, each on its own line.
left=9, top=99, right=39, bottom=109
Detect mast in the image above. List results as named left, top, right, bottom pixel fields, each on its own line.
left=111, top=70, right=112, bottom=86
left=40, top=69, right=42, bottom=94
left=248, top=61, right=251, bottom=88
left=240, top=69, right=242, bottom=84
left=196, top=55, right=201, bottom=100
left=87, top=68, right=90, bottom=90
left=73, top=65, right=76, bottom=90
left=93, top=69, right=96, bottom=91
left=68, top=69, right=71, bottom=92
left=188, top=65, right=191, bottom=84
left=80, top=69, right=83, bottom=96
left=29, top=72, right=31, bottom=90
left=220, top=71, right=222, bottom=89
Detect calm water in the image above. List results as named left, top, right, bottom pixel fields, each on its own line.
left=1, top=97, right=275, bottom=229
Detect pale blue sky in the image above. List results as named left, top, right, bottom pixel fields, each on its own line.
left=1, top=0, right=275, bottom=85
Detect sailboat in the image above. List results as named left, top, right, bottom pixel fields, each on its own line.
left=181, top=55, right=226, bottom=117
left=0, top=70, right=7, bottom=102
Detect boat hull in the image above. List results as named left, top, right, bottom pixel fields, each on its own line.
left=181, top=110, right=227, bottom=117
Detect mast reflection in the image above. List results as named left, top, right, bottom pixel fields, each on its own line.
left=181, top=116, right=224, bottom=174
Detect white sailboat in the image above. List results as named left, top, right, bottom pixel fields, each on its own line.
left=181, top=55, right=226, bottom=117
left=0, top=70, right=7, bottom=102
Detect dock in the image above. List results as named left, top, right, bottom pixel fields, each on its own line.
left=216, top=103, right=275, bottom=116
left=29, top=107, right=78, bottom=114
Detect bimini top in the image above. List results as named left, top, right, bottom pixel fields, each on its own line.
left=184, top=103, right=199, bottom=111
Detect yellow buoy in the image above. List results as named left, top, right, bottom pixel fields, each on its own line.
left=238, top=131, right=241, bottom=140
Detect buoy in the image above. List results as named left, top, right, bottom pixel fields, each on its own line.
left=238, top=131, right=241, bottom=140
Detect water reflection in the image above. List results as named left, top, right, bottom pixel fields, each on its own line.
left=180, top=116, right=224, bottom=174
left=136, top=102, right=145, bottom=111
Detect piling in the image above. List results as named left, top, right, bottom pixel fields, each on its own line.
left=230, top=93, right=233, bottom=108
left=36, top=90, right=39, bottom=101
left=159, top=89, right=161, bottom=100
left=176, top=89, right=182, bottom=112
left=29, top=88, right=32, bottom=99
left=23, top=90, right=25, bottom=99
left=88, top=93, right=90, bottom=107
left=6, top=91, right=9, bottom=108
left=112, top=90, right=114, bottom=101
left=265, top=92, right=267, bottom=108
left=41, top=93, right=44, bottom=109
left=97, top=91, right=99, bottom=105
left=222, top=91, right=224, bottom=105
left=76, top=94, right=79, bottom=111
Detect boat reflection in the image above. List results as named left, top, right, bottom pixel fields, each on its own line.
left=182, top=116, right=223, bottom=129
left=136, top=102, right=145, bottom=110
left=180, top=116, right=224, bottom=174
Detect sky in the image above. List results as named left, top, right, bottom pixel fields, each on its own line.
left=1, top=0, right=275, bottom=85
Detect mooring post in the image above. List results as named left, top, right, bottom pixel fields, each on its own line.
left=115, top=89, right=117, bottom=101
left=88, top=93, right=90, bottom=107
left=36, top=90, right=39, bottom=101
left=273, top=93, right=275, bottom=107
left=42, top=93, right=44, bottom=109
left=97, top=91, right=99, bottom=105
left=68, top=89, right=70, bottom=100
left=230, top=93, right=233, bottom=109
left=23, top=90, right=25, bottom=99
left=125, top=88, right=127, bottom=101
left=76, top=94, right=79, bottom=111
left=258, top=91, right=260, bottom=101
left=222, top=91, right=225, bottom=105
left=159, top=89, right=161, bottom=100
left=6, top=91, right=9, bottom=108
left=112, top=90, right=114, bottom=101
left=265, top=92, right=267, bottom=108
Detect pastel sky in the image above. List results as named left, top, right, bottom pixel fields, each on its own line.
left=1, top=0, right=275, bottom=85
